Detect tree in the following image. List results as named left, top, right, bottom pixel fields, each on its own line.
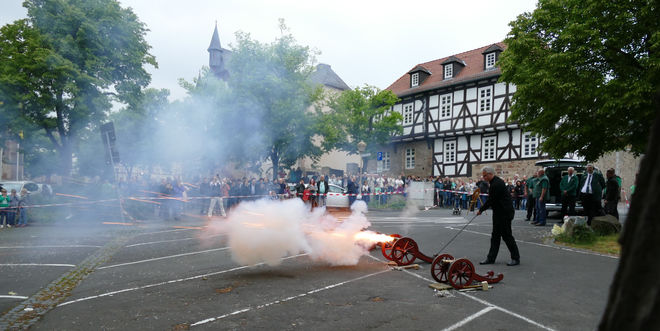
left=0, top=0, right=156, bottom=175
left=499, top=0, right=659, bottom=161
left=321, top=85, right=402, bottom=155
left=499, top=1, right=660, bottom=329
left=222, top=20, right=324, bottom=181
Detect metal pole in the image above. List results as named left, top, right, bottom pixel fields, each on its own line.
left=359, top=153, right=362, bottom=198
left=16, top=143, right=19, bottom=180
left=0, top=148, right=3, bottom=180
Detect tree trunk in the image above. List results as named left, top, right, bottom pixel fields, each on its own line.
left=271, top=151, right=279, bottom=182
left=599, top=111, right=660, bottom=329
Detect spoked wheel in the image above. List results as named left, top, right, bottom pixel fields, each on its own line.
left=380, top=234, right=402, bottom=261
left=431, top=254, right=454, bottom=283
left=447, top=258, right=475, bottom=289
left=390, top=237, right=418, bottom=266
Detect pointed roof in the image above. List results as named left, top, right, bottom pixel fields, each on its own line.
left=309, top=63, right=351, bottom=91
left=208, top=23, right=222, bottom=52
left=407, top=65, right=431, bottom=75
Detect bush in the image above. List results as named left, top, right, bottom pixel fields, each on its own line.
left=555, top=224, right=596, bottom=244
left=368, top=195, right=407, bottom=210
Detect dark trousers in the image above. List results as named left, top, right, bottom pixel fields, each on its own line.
left=580, top=193, right=601, bottom=225
left=604, top=200, right=619, bottom=220
left=526, top=195, right=536, bottom=220
left=561, top=194, right=577, bottom=216
left=487, top=216, right=520, bottom=261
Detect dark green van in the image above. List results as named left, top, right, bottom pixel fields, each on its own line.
left=535, top=159, right=591, bottom=215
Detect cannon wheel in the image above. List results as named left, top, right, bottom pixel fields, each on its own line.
left=380, top=234, right=402, bottom=261
left=431, top=254, right=454, bottom=283
left=390, top=237, right=418, bottom=266
left=448, top=258, right=475, bottom=289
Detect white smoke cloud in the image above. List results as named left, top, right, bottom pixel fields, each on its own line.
left=214, top=198, right=382, bottom=267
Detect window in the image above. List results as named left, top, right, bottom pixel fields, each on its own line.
left=378, top=152, right=391, bottom=172
left=405, top=148, right=415, bottom=169
left=523, top=133, right=538, bottom=157
left=482, top=137, right=496, bottom=161
left=444, top=142, right=455, bottom=163
left=444, top=65, right=453, bottom=79
left=485, top=52, right=496, bottom=69
left=411, top=73, right=419, bottom=87
left=479, top=87, right=492, bottom=112
left=440, top=94, right=452, bottom=119
left=403, top=104, right=413, bottom=125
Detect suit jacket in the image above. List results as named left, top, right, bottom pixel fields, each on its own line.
left=559, top=174, right=579, bottom=196
left=604, top=177, right=620, bottom=202
left=578, top=171, right=605, bottom=199
left=479, top=176, right=515, bottom=220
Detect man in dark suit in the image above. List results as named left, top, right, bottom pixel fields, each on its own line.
left=578, top=164, right=606, bottom=225
left=603, top=168, right=620, bottom=219
left=477, top=166, right=520, bottom=266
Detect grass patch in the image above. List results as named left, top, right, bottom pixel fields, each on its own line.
left=555, top=233, right=621, bottom=256
left=367, top=195, right=407, bottom=210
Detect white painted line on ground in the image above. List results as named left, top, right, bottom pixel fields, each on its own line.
left=98, top=247, right=230, bottom=270
left=58, top=254, right=308, bottom=307
left=190, top=269, right=391, bottom=327
left=0, top=295, right=29, bottom=300
left=445, top=226, right=618, bottom=259
left=125, top=234, right=225, bottom=248
left=0, top=245, right=102, bottom=249
left=0, top=263, right=76, bottom=267
left=458, top=292, right=557, bottom=331
left=442, top=306, right=495, bottom=331
left=367, top=253, right=555, bottom=330
left=134, top=228, right=193, bottom=236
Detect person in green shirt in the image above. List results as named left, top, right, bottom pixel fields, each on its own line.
left=0, top=189, right=10, bottom=228
left=559, top=166, right=579, bottom=216
left=525, top=174, right=537, bottom=222
left=532, top=169, right=549, bottom=226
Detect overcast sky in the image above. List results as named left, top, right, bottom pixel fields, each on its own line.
left=1, top=0, right=538, bottom=101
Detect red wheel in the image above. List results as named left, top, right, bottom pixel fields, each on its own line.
left=390, top=237, right=418, bottom=266
left=380, top=234, right=402, bottom=261
left=448, top=258, right=475, bottom=289
left=431, top=254, right=454, bottom=283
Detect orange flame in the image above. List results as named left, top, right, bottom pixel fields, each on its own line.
left=353, top=231, right=397, bottom=244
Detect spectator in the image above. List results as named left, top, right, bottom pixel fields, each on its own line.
left=208, top=176, right=227, bottom=217
left=0, top=189, right=10, bottom=228
left=514, top=180, right=524, bottom=210
left=361, top=180, right=371, bottom=204
left=559, top=167, right=579, bottom=217
left=525, top=174, right=537, bottom=222
left=8, top=189, right=19, bottom=227
left=347, top=176, right=358, bottom=206
left=308, top=178, right=318, bottom=208
left=604, top=168, right=620, bottom=219
left=16, top=188, right=29, bottom=227
left=532, top=168, right=549, bottom=226
left=317, top=175, right=329, bottom=207
left=579, top=164, right=606, bottom=225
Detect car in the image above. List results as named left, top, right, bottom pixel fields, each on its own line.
left=325, top=183, right=350, bottom=208
left=535, top=159, right=598, bottom=215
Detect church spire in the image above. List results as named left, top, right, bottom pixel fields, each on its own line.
left=208, top=21, right=222, bottom=52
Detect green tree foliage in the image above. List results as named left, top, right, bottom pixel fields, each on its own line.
left=321, top=85, right=402, bottom=155
left=499, top=0, right=659, bottom=161
left=222, top=21, right=323, bottom=180
left=0, top=0, right=156, bottom=175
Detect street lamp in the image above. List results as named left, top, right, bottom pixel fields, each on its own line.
left=357, top=141, right=367, bottom=198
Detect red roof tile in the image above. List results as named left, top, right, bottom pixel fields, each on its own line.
left=386, top=42, right=506, bottom=97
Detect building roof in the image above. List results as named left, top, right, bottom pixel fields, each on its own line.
left=208, top=23, right=222, bottom=51
left=386, top=42, right=506, bottom=97
left=309, top=63, right=351, bottom=91
left=407, top=65, right=431, bottom=75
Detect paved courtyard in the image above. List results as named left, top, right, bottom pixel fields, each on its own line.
left=0, top=205, right=620, bottom=330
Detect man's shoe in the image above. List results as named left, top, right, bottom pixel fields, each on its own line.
left=534, top=223, right=546, bottom=226
left=507, top=259, right=520, bottom=266
left=530, top=221, right=538, bottom=225
left=524, top=218, right=530, bottom=222
left=479, top=259, right=495, bottom=265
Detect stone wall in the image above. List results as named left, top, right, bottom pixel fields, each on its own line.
left=594, top=150, right=642, bottom=199
left=468, top=158, right=541, bottom=182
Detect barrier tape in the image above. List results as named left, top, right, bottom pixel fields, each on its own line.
left=0, top=187, right=492, bottom=211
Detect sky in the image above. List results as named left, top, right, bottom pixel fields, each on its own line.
left=0, top=0, right=539, bottom=101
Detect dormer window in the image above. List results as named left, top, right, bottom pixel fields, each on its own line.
left=485, top=52, right=496, bottom=69
left=444, top=65, right=453, bottom=79
left=408, top=66, right=430, bottom=88
left=482, top=44, right=503, bottom=71
left=411, top=73, right=419, bottom=87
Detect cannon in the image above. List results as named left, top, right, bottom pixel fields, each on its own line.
left=385, top=236, right=503, bottom=289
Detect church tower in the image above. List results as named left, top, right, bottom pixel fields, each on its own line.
left=208, top=22, right=229, bottom=80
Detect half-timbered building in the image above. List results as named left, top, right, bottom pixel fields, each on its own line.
left=382, top=43, right=544, bottom=179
